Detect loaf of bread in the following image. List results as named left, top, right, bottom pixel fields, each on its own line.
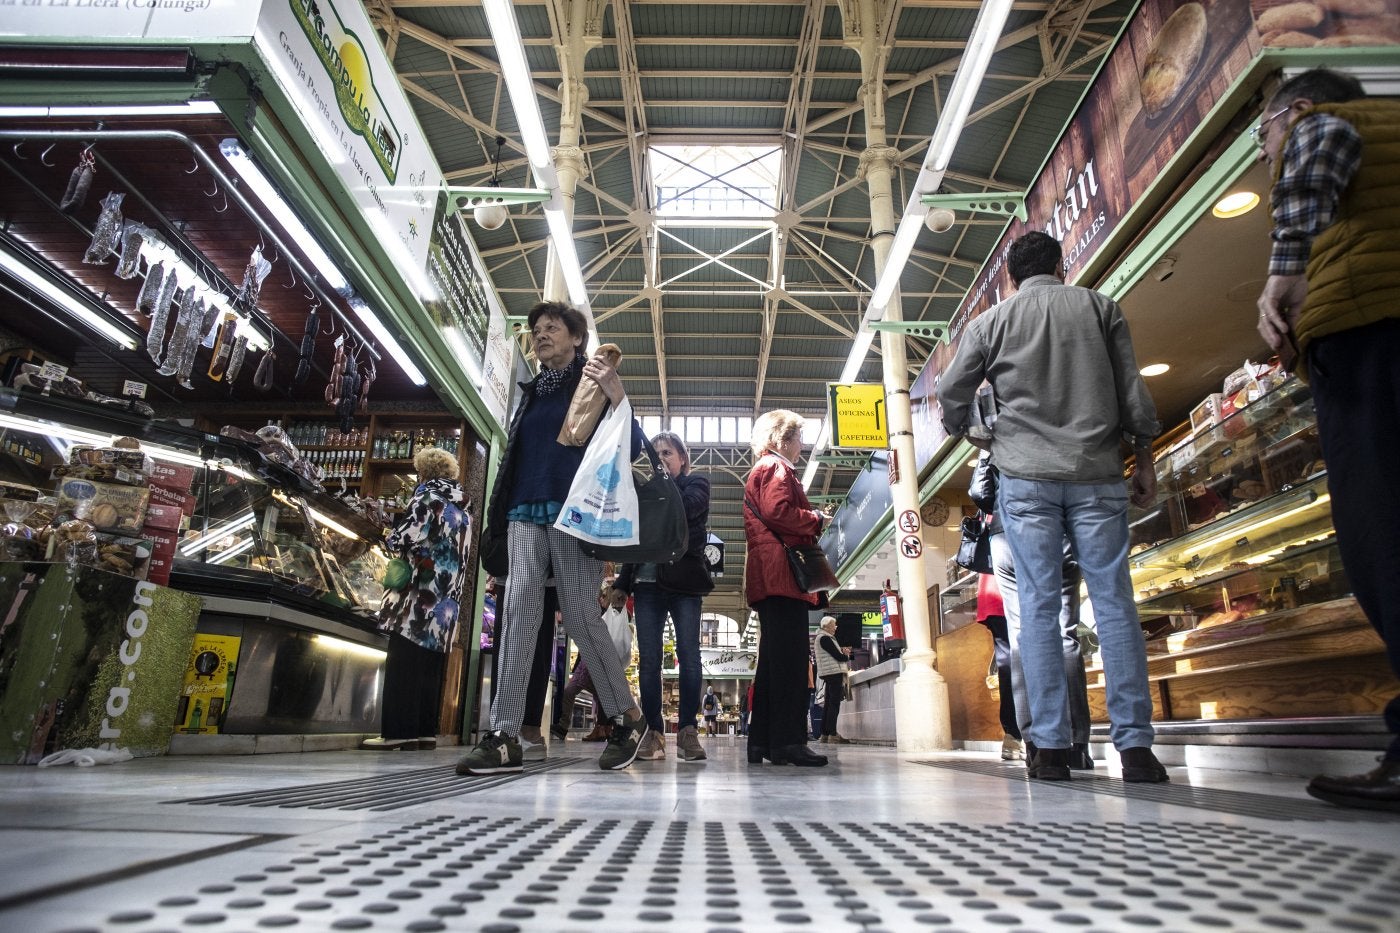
left=558, top=343, right=625, bottom=446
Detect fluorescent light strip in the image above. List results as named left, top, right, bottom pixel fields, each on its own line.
left=544, top=208, right=590, bottom=306
left=1190, top=493, right=1332, bottom=555
left=180, top=513, right=256, bottom=556
left=925, top=0, right=1016, bottom=174
left=307, top=506, right=360, bottom=541
left=349, top=298, right=428, bottom=386
left=0, top=413, right=109, bottom=447
left=866, top=0, right=1014, bottom=315
left=219, top=139, right=350, bottom=292
left=206, top=536, right=255, bottom=566
left=0, top=245, right=139, bottom=350
left=481, top=0, right=554, bottom=171
left=482, top=0, right=593, bottom=310
left=809, top=0, right=1013, bottom=488
left=313, top=633, right=387, bottom=660
left=0, top=102, right=221, bottom=118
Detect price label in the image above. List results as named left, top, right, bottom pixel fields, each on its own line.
left=122, top=380, right=148, bottom=399
left=38, top=361, right=69, bottom=382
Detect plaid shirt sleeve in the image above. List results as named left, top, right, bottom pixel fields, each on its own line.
left=1269, top=113, right=1363, bottom=276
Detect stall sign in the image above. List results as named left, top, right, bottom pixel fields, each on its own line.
left=910, top=0, right=1339, bottom=474
left=819, top=451, right=892, bottom=574
left=0, top=0, right=259, bottom=41
left=253, top=0, right=441, bottom=276
left=827, top=383, right=888, bottom=449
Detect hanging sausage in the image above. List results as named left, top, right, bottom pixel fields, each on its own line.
left=82, top=191, right=124, bottom=264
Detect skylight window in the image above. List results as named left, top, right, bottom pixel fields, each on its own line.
left=651, top=145, right=781, bottom=218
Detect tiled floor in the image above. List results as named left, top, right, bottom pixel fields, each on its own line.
left=2, top=736, right=1399, bottom=932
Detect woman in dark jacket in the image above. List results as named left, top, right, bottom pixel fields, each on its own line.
left=744, top=409, right=829, bottom=767
left=621, top=431, right=712, bottom=763
left=367, top=445, right=470, bottom=750
left=456, top=301, right=648, bottom=775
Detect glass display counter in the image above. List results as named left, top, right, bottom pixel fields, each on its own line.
left=1126, top=379, right=1339, bottom=649
left=0, top=389, right=389, bottom=736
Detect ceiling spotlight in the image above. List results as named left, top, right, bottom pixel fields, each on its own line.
left=1140, top=363, right=1170, bottom=377
left=925, top=208, right=956, bottom=233
left=1212, top=190, right=1260, bottom=218
left=473, top=136, right=509, bottom=231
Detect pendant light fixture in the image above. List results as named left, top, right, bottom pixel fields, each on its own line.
left=473, top=136, right=509, bottom=231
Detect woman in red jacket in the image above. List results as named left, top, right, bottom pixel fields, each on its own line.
left=744, top=409, right=830, bottom=767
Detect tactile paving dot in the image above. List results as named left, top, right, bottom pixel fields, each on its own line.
left=36, top=817, right=1400, bottom=930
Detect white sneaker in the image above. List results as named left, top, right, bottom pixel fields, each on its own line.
left=520, top=736, right=547, bottom=761
left=1001, top=733, right=1024, bottom=761
left=636, top=729, right=666, bottom=761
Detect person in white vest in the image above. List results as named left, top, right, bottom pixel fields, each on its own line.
left=814, top=616, right=852, bottom=744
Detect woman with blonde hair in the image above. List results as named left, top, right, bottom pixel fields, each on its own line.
left=367, top=445, right=470, bottom=751
left=743, top=410, right=829, bottom=767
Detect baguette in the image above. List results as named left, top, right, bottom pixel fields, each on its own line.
left=557, top=343, right=624, bottom=446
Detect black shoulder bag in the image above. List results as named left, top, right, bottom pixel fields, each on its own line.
left=580, top=436, right=689, bottom=564
left=745, top=496, right=839, bottom=593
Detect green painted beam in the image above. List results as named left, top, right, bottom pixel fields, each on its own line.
left=920, top=192, right=1027, bottom=222
left=868, top=319, right=951, bottom=344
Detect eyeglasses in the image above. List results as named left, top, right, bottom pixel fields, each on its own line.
left=1250, top=106, right=1291, bottom=148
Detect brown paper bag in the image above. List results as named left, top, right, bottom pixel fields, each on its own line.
left=557, top=343, right=624, bottom=446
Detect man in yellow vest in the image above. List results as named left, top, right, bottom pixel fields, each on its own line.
left=1256, top=67, right=1400, bottom=813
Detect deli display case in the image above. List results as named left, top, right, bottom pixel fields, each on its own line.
left=0, top=388, right=390, bottom=737
left=1090, top=378, right=1388, bottom=724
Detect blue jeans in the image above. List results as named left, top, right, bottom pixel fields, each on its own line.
left=633, top=584, right=703, bottom=732
left=997, top=474, right=1153, bottom=751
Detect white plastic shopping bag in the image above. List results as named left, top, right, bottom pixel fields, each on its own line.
left=553, top=398, right=640, bottom=547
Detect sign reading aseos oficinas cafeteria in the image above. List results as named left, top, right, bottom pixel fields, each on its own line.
left=828, top=383, right=888, bottom=449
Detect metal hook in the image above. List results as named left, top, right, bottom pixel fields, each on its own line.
left=282, top=262, right=299, bottom=289
left=214, top=189, right=229, bottom=212
left=186, top=153, right=200, bottom=174
left=12, top=141, right=27, bottom=160
left=204, top=177, right=219, bottom=197
left=320, top=308, right=337, bottom=336
left=40, top=143, right=56, bottom=167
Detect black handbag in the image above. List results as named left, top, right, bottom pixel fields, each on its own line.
left=580, top=437, right=689, bottom=564
left=656, top=552, right=714, bottom=595
left=968, top=451, right=999, bottom=513
left=745, top=496, right=840, bottom=593
left=956, top=512, right=993, bottom=574
left=480, top=521, right=509, bottom=578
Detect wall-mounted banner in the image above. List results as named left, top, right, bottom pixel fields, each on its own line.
left=820, top=451, right=892, bottom=574
left=425, top=189, right=512, bottom=425
left=827, top=383, right=888, bottom=449
left=0, top=0, right=259, bottom=40
left=253, top=0, right=440, bottom=278
left=908, top=0, right=1395, bottom=473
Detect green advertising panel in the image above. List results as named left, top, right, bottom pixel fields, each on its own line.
left=0, top=562, right=201, bottom=764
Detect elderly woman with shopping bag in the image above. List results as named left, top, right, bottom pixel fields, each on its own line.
left=457, top=300, right=650, bottom=776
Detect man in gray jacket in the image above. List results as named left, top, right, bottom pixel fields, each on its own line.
left=937, top=231, right=1167, bottom=783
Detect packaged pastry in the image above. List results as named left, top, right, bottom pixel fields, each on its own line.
left=557, top=343, right=624, bottom=446
left=55, top=477, right=150, bottom=534
left=93, top=533, right=154, bottom=579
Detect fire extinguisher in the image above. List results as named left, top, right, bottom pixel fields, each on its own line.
left=881, top=579, right=906, bottom=651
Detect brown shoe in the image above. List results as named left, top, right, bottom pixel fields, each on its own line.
left=583, top=723, right=611, bottom=742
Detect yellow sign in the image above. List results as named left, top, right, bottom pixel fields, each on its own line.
left=828, top=383, right=888, bottom=449
left=176, top=634, right=241, bottom=735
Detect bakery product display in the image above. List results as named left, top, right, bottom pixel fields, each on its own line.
left=1140, top=2, right=1209, bottom=119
